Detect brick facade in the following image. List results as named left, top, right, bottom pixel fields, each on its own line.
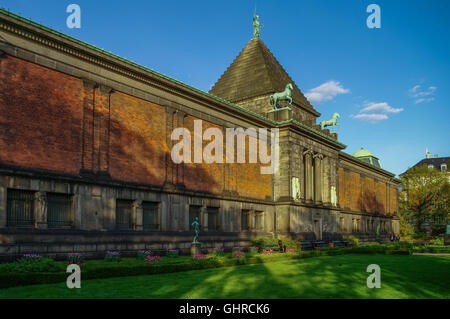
left=0, top=9, right=400, bottom=259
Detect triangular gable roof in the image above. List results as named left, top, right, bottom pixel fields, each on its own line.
left=209, top=38, right=319, bottom=116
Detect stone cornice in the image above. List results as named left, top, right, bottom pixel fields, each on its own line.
left=339, top=152, right=400, bottom=183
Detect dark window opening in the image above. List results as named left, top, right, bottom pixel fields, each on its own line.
left=7, top=189, right=35, bottom=228
left=143, top=202, right=159, bottom=231
left=116, top=199, right=133, bottom=230
left=47, top=193, right=72, bottom=229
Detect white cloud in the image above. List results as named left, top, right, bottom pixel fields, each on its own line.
left=360, top=102, right=403, bottom=114
left=305, top=80, right=350, bottom=104
left=351, top=113, right=388, bottom=121
left=409, top=85, right=437, bottom=103
left=352, top=101, right=403, bottom=122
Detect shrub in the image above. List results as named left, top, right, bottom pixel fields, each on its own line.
left=144, top=256, right=160, bottom=264
left=232, top=251, right=245, bottom=258
left=193, top=254, right=207, bottom=260
left=212, top=247, right=225, bottom=256
left=104, top=251, right=121, bottom=262
left=250, top=237, right=300, bottom=251
left=247, top=247, right=259, bottom=255
left=166, top=250, right=180, bottom=258
left=429, top=237, right=444, bottom=246
left=262, top=249, right=273, bottom=255
left=66, top=253, right=85, bottom=266
left=344, top=235, right=359, bottom=247
left=3, top=256, right=63, bottom=273
left=136, top=250, right=152, bottom=260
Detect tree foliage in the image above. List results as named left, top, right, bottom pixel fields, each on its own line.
left=399, top=165, right=450, bottom=237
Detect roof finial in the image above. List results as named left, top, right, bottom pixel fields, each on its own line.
left=252, top=7, right=263, bottom=39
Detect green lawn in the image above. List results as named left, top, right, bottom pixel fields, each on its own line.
left=0, top=254, right=449, bottom=299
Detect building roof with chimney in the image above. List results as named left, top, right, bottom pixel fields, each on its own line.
left=410, top=156, right=450, bottom=171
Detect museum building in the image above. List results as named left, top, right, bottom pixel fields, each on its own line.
left=0, top=9, right=400, bottom=259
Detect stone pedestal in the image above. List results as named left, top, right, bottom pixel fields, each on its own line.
left=190, top=242, right=202, bottom=256
left=266, top=106, right=292, bottom=122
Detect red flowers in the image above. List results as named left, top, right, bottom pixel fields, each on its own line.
left=232, top=251, right=245, bottom=258
left=144, top=255, right=160, bottom=264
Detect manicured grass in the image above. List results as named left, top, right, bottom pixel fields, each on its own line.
left=0, top=254, right=449, bottom=299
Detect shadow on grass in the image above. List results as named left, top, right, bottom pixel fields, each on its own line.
left=0, top=255, right=449, bottom=299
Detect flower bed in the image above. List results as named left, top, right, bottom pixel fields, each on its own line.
left=0, top=244, right=416, bottom=289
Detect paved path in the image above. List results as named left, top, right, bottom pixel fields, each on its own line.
left=413, top=253, right=450, bottom=256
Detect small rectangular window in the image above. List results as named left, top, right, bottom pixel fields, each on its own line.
left=255, top=211, right=264, bottom=230
left=7, top=189, right=35, bottom=228
left=241, top=210, right=251, bottom=231
left=207, top=207, right=220, bottom=231
left=47, top=193, right=72, bottom=229
left=116, top=199, right=133, bottom=230
left=143, top=202, right=159, bottom=231
left=339, top=217, right=345, bottom=232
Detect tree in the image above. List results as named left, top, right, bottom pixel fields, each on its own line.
left=399, top=165, right=450, bottom=237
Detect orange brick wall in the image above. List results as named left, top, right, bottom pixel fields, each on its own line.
left=0, top=56, right=272, bottom=200
left=338, top=166, right=396, bottom=215
left=0, top=55, right=83, bottom=175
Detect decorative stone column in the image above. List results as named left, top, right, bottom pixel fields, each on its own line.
left=35, top=192, right=48, bottom=229
left=0, top=186, right=6, bottom=228
left=322, top=157, right=331, bottom=206
left=303, top=150, right=313, bottom=204
left=314, top=154, right=323, bottom=205
left=133, top=200, right=143, bottom=231
left=200, top=206, right=207, bottom=231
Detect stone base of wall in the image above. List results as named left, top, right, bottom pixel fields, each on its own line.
left=0, top=229, right=276, bottom=262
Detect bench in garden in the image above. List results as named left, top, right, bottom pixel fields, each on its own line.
left=313, top=241, right=328, bottom=248
left=300, top=241, right=314, bottom=250
left=332, top=240, right=345, bottom=247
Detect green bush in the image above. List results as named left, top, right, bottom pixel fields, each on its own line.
left=1, top=258, right=64, bottom=273
left=250, top=237, right=300, bottom=251
left=343, top=235, right=359, bottom=247
left=166, top=250, right=180, bottom=258
left=429, top=237, right=444, bottom=246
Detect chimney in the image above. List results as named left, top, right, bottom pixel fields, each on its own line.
left=434, top=154, right=438, bottom=158
left=426, top=150, right=431, bottom=159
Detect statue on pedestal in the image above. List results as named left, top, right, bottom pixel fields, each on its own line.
left=270, top=83, right=293, bottom=109
left=253, top=10, right=263, bottom=39
left=192, top=217, right=200, bottom=244
left=190, top=217, right=202, bottom=256
left=320, top=112, right=340, bottom=131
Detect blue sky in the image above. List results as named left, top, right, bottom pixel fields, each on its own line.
left=1, top=0, right=449, bottom=176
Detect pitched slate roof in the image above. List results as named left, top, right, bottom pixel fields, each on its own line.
left=209, top=38, right=319, bottom=116
left=411, top=157, right=450, bottom=170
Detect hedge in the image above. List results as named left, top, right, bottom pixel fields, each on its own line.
left=0, top=247, right=412, bottom=289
